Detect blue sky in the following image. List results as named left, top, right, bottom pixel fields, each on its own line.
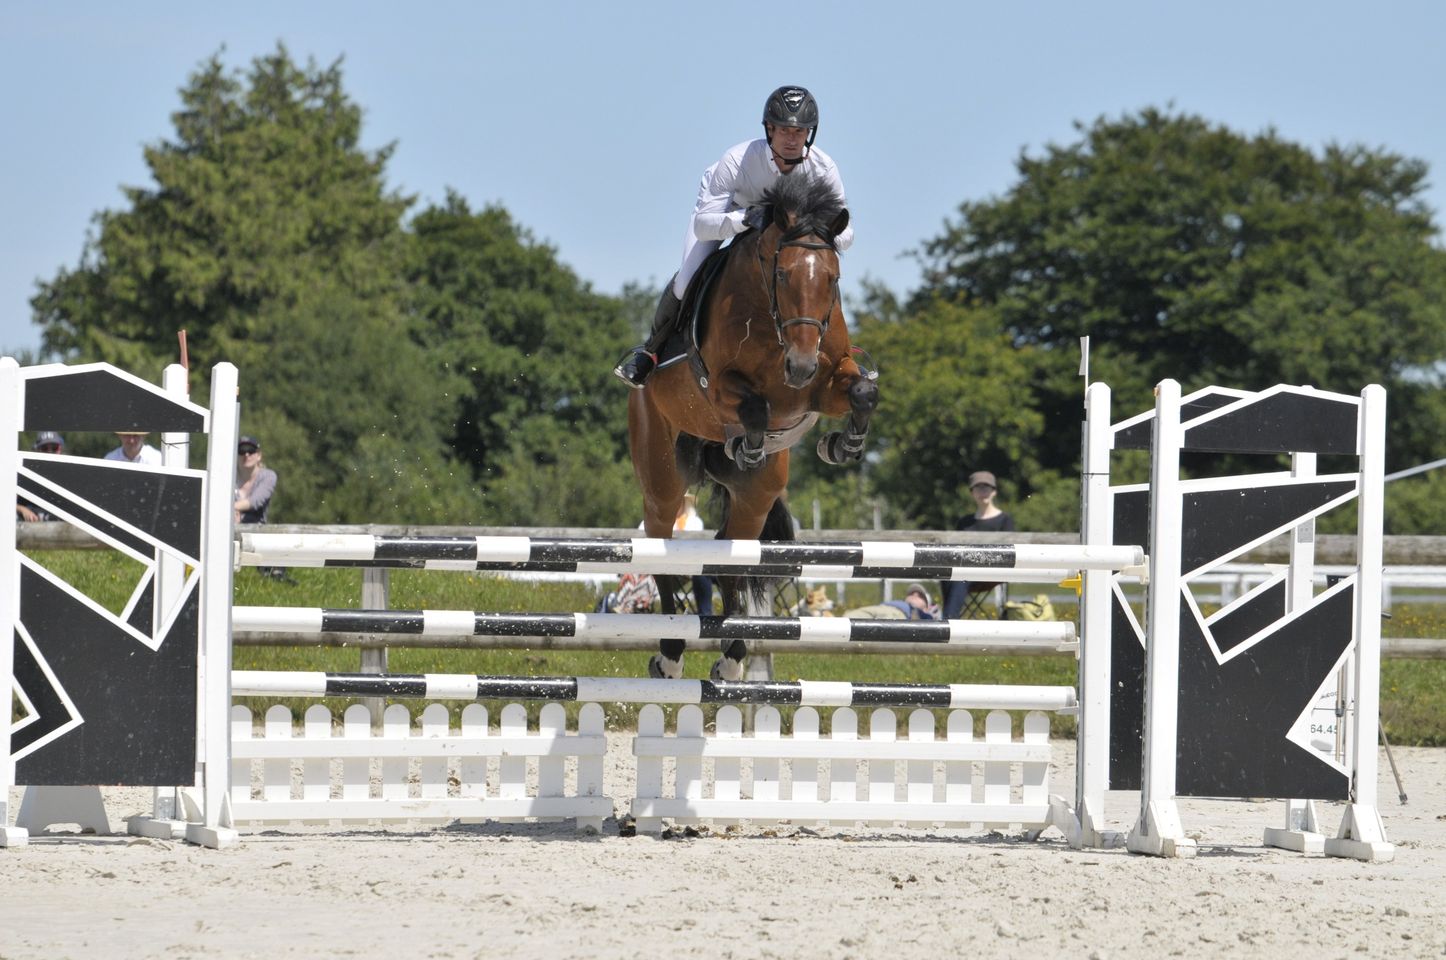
left=3, top=0, right=1444, bottom=356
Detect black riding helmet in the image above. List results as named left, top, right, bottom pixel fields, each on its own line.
left=762, top=85, right=819, bottom=155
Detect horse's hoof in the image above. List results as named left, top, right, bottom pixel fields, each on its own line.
left=724, top=436, right=766, bottom=471
left=817, top=433, right=838, bottom=464
left=817, top=432, right=862, bottom=465
left=649, top=654, right=683, bottom=680
left=709, top=657, right=745, bottom=682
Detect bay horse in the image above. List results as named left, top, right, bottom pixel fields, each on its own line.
left=627, top=173, right=879, bottom=680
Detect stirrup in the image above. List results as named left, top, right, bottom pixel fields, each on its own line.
left=613, top=348, right=657, bottom=390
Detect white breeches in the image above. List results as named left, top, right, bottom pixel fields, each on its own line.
left=675, top=233, right=721, bottom=298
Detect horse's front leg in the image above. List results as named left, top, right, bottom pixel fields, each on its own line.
left=720, top=385, right=770, bottom=471
left=817, top=368, right=879, bottom=465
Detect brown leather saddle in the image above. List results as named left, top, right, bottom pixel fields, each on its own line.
left=654, top=239, right=744, bottom=388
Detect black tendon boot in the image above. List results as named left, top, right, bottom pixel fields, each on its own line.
left=614, top=285, right=683, bottom=389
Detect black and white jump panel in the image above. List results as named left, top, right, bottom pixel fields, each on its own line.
left=1107, top=383, right=1365, bottom=801
left=7, top=363, right=210, bottom=785
left=1112, top=384, right=1361, bottom=456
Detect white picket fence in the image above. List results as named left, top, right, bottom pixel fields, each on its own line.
left=229, top=702, right=610, bottom=829
left=633, top=704, right=1062, bottom=833
left=230, top=701, right=1070, bottom=836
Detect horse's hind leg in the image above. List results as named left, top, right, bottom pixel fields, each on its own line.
left=648, top=573, right=689, bottom=679
left=818, top=375, right=879, bottom=465
left=629, top=390, right=690, bottom=679
left=707, top=568, right=755, bottom=682
left=704, top=447, right=791, bottom=681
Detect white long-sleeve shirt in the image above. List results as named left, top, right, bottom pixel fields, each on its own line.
left=671, top=137, right=853, bottom=298
left=689, top=138, right=854, bottom=249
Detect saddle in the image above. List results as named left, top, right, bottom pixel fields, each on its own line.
left=654, top=237, right=746, bottom=387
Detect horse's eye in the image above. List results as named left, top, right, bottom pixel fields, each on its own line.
left=775, top=269, right=788, bottom=284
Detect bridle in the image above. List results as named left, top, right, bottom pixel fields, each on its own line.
left=757, top=224, right=839, bottom=346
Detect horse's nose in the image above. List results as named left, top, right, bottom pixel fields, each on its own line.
left=784, top=350, right=818, bottom=388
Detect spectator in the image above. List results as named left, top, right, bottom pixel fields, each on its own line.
left=602, top=495, right=711, bottom=614
left=33, top=431, right=64, bottom=455
left=940, top=469, right=1015, bottom=619
left=234, top=435, right=285, bottom=581
left=601, top=572, right=661, bottom=614
left=844, top=582, right=935, bottom=620
left=105, top=431, right=163, bottom=465
left=233, top=435, right=277, bottom=524
left=17, top=431, right=65, bottom=522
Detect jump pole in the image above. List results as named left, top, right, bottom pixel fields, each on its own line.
left=231, top=670, right=1079, bottom=712
left=231, top=607, right=1076, bottom=645
left=237, top=531, right=1142, bottom=577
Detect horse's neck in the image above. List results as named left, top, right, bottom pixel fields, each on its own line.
left=710, top=235, right=765, bottom=310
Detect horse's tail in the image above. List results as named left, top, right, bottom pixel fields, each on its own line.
left=673, top=434, right=709, bottom=488
left=758, top=494, right=796, bottom=544
left=744, top=494, right=795, bottom=612
left=715, top=477, right=795, bottom=613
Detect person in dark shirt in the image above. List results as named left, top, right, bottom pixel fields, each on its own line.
left=941, top=470, right=1015, bottom=619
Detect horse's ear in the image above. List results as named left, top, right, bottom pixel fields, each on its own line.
left=828, top=207, right=850, bottom=240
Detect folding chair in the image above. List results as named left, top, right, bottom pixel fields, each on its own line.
left=940, top=580, right=1009, bottom=619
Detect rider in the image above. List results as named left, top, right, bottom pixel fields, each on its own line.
left=613, top=84, right=854, bottom=388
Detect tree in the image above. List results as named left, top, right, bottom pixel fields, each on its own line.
left=851, top=296, right=1061, bottom=530
left=916, top=108, right=1446, bottom=483
left=30, top=46, right=480, bottom=522
left=405, top=194, right=639, bottom=525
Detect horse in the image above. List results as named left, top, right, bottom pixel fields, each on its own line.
left=627, top=173, right=880, bottom=680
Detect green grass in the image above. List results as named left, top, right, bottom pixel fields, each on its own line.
left=24, top=549, right=1446, bottom=744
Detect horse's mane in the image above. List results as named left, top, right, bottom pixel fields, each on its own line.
left=760, top=175, right=845, bottom=249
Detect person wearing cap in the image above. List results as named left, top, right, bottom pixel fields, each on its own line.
left=233, top=436, right=277, bottom=525
left=940, top=470, right=1016, bottom=619
left=17, top=432, right=67, bottom=521
left=33, top=431, right=64, bottom=454
left=613, top=85, right=853, bottom=388
left=104, top=431, right=163, bottom=465
left=843, top=582, right=936, bottom=620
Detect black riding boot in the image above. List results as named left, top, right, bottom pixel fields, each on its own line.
left=614, top=286, right=682, bottom=389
